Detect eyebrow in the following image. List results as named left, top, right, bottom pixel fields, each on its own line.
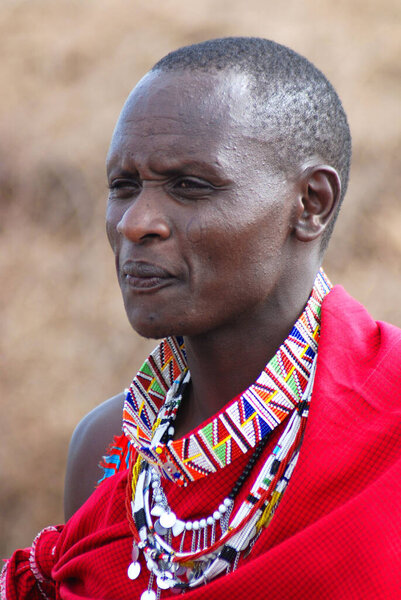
left=107, top=156, right=231, bottom=184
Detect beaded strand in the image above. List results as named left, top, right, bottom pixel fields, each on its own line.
left=126, top=356, right=317, bottom=598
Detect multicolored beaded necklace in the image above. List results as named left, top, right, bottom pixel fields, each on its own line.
left=123, top=269, right=332, bottom=598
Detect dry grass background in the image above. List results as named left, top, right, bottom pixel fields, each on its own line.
left=0, top=0, right=400, bottom=556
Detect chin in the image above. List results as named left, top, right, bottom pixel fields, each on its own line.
left=127, top=312, right=183, bottom=341
left=130, top=320, right=169, bottom=341
left=124, top=301, right=218, bottom=340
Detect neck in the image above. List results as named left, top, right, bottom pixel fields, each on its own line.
left=174, top=270, right=318, bottom=438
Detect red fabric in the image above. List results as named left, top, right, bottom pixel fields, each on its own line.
left=3, top=286, right=401, bottom=599
left=1, top=527, right=62, bottom=600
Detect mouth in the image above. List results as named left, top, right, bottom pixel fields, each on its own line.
left=121, top=260, right=175, bottom=292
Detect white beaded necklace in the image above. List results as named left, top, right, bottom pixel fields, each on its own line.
left=127, top=357, right=317, bottom=599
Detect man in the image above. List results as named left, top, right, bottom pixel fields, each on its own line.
left=2, top=37, right=401, bottom=600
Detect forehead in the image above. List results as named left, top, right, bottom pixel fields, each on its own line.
left=120, top=69, right=253, bottom=130
left=107, top=70, right=259, bottom=169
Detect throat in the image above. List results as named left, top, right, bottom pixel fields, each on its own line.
left=173, top=382, right=205, bottom=439
left=169, top=270, right=328, bottom=439
left=173, top=332, right=285, bottom=439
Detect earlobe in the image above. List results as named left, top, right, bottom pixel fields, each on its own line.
left=294, top=166, right=341, bottom=243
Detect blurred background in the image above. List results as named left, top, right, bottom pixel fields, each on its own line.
left=1, top=0, right=400, bottom=556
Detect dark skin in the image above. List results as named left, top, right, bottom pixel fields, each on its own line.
left=64, top=69, right=340, bottom=520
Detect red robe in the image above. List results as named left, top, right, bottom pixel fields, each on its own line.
left=3, top=287, right=401, bottom=599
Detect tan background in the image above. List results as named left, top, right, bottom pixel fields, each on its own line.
left=1, top=0, right=400, bottom=556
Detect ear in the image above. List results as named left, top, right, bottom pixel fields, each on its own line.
left=294, top=165, right=341, bottom=243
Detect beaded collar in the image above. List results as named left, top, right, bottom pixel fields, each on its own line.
left=123, top=268, right=332, bottom=487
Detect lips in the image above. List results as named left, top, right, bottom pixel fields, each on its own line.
left=121, top=260, right=174, bottom=291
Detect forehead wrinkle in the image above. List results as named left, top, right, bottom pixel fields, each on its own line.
left=114, top=116, right=231, bottom=149
left=112, top=118, right=230, bottom=160
left=107, top=134, right=228, bottom=178
left=118, top=116, right=230, bottom=140
left=119, top=115, right=186, bottom=129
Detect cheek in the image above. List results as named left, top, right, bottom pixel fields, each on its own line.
left=185, top=214, right=204, bottom=244
left=105, top=204, right=121, bottom=250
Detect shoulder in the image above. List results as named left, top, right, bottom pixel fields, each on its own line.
left=319, top=286, right=401, bottom=403
left=321, top=286, right=401, bottom=354
left=64, top=392, right=125, bottom=521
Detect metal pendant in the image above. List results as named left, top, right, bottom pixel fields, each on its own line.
left=140, top=591, right=157, bottom=600
left=127, top=561, right=141, bottom=580
left=160, top=510, right=177, bottom=529
left=154, top=519, right=168, bottom=535
left=131, top=544, right=139, bottom=561
left=151, top=503, right=164, bottom=517
left=172, top=519, right=185, bottom=537
left=157, top=571, right=174, bottom=590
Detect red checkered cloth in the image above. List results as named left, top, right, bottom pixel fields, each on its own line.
left=3, top=286, right=401, bottom=599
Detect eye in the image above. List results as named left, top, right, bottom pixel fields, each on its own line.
left=108, top=178, right=141, bottom=198
left=169, top=177, right=214, bottom=199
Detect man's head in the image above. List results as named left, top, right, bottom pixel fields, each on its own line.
left=106, top=38, right=351, bottom=339
left=153, top=37, right=352, bottom=246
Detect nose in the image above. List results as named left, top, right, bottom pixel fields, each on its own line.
left=116, top=190, right=171, bottom=243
